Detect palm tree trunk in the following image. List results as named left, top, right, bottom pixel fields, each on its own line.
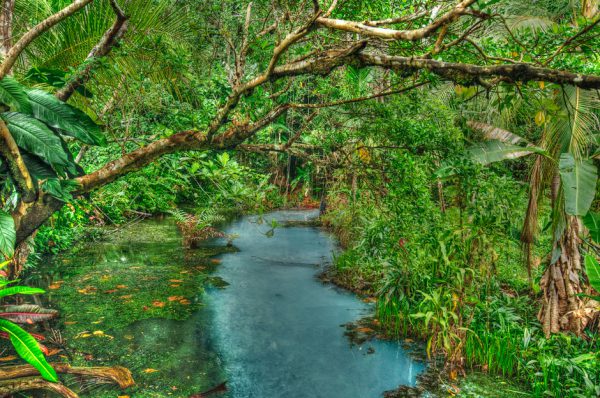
left=582, top=0, right=599, bottom=18
left=538, top=215, right=588, bottom=336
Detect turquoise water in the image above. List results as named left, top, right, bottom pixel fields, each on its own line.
left=33, top=210, right=425, bottom=397
left=204, top=210, right=425, bottom=397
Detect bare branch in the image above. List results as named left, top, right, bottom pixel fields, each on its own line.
left=316, top=0, right=477, bottom=41
left=364, top=10, right=429, bottom=27
left=270, top=46, right=600, bottom=89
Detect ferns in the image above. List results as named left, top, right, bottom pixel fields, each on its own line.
left=171, top=208, right=226, bottom=248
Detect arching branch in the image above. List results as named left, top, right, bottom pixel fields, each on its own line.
left=0, top=0, right=95, bottom=79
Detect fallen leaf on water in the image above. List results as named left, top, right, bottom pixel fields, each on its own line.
left=0, top=355, right=17, bottom=362
left=152, top=301, right=165, bottom=308
left=168, top=296, right=184, bottom=302
left=143, top=368, right=159, bottom=374
left=210, top=259, right=221, bottom=264
left=77, top=286, right=97, bottom=295
left=404, top=338, right=414, bottom=343
left=356, top=327, right=374, bottom=333
left=92, top=330, right=113, bottom=339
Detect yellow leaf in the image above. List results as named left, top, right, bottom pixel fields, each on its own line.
left=143, top=368, right=160, bottom=374
left=539, top=81, right=545, bottom=90
left=534, top=110, right=546, bottom=126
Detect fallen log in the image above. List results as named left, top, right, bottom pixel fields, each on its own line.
left=0, top=363, right=134, bottom=388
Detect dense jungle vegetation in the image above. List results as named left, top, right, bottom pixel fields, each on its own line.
left=0, top=0, right=599, bottom=396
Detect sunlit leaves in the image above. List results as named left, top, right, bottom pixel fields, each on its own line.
left=0, top=318, right=58, bottom=382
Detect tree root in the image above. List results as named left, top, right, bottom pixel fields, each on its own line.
left=0, top=363, right=134, bottom=397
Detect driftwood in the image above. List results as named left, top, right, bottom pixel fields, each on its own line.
left=0, top=363, right=134, bottom=397
left=0, top=376, right=78, bottom=398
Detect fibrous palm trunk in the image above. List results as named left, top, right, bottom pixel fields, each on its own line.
left=538, top=215, right=593, bottom=336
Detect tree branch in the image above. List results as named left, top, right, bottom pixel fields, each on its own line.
left=316, top=0, right=477, bottom=41
left=0, top=0, right=95, bottom=79
left=269, top=46, right=600, bottom=89
left=55, top=0, right=128, bottom=101
left=0, top=120, right=36, bottom=202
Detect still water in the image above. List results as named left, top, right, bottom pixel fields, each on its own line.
left=35, top=210, right=424, bottom=397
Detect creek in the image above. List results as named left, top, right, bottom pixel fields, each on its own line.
left=31, top=210, right=425, bottom=397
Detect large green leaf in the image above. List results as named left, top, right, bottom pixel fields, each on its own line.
left=584, top=254, right=600, bottom=300
left=467, top=120, right=527, bottom=145
left=22, top=153, right=58, bottom=182
left=0, top=77, right=32, bottom=113
left=0, top=318, right=58, bottom=382
left=583, top=212, right=600, bottom=242
left=0, top=210, right=15, bottom=259
left=26, top=89, right=105, bottom=146
left=469, top=140, right=544, bottom=165
left=0, top=286, right=45, bottom=300
left=1, top=112, right=69, bottom=167
left=559, top=153, right=598, bottom=216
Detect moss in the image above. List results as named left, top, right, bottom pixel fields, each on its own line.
left=28, top=219, right=233, bottom=397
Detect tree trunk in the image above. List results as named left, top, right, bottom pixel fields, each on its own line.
left=538, top=215, right=592, bottom=336
left=0, top=0, right=15, bottom=58
left=582, top=0, right=599, bottom=18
